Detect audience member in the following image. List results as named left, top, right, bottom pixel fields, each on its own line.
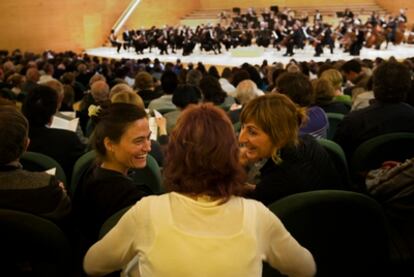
left=134, top=71, right=162, bottom=106
left=147, top=70, right=178, bottom=111
left=21, top=85, right=86, bottom=181
left=239, top=93, right=343, bottom=205
left=0, top=106, right=71, bottom=224
left=73, top=103, right=153, bottom=242
left=334, top=61, right=414, bottom=161
left=228, top=79, right=263, bottom=123
left=83, top=103, right=316, bottom=277
left=276, top=72, right=329, bottom=138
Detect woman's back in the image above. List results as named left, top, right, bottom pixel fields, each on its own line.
left=85, top=193, right=316, bottom=277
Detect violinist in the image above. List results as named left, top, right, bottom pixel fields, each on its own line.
left=109, top=29, right=122, bottom=53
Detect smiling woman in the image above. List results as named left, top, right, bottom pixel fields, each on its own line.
left=73, top=103, right=153, bottom=243
left=240, top=93, right=344, bottom=205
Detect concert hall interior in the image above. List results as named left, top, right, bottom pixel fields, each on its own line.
left=1, top=1, right=414, bottom=277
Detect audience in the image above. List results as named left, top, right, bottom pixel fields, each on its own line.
left=334, top=61, right=414, bottom=161
left=83, top=103, right=316, bottom=277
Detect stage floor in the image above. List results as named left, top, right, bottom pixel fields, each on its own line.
left=85, top=43, right=414, bottom=67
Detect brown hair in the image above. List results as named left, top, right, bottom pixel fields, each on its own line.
left=0, top=106, right=28, bottom=165
left=163, top=103, right=246, bottom=201
left=240, top=93, right=307, bottom=163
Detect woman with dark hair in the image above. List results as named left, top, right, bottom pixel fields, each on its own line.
left=84, top=103, right=316, bottom=277
left=22, top=84, right=85, bottom=180
left=73, top=103, right=153, bottom=242
left=164, top=84, right=201, bottom=133
left=239, top=93, right=343, bottom=205
left=199, top=75, right=235, bottom=109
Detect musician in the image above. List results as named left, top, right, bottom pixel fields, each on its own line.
left=312, top=23, right=324, bottom=57
left=314, top=9, right=323, bottom=24
left=108, top=29, right=122, bottom=53
left=398, top=8, right=408, bottom=23
left=322, top=24, right=335, bottom=54
left=349, top=26, right=365, bottom=56
left=283, top=24, right=303, bottom=57
left=122, top=28, right=132, bottom=51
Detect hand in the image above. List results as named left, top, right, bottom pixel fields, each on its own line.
left=58, top=182, right=67, bottom=194
left=156, top=116, right=167, bottom=136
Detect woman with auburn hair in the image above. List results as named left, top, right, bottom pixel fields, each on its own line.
left=84, top=103, right=316, bottom=277
left=239, top=93, right=343, bottom=206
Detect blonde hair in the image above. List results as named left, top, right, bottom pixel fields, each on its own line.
left=109, top=83, right=134, bottom=98
left=111, top=91, right=145, bottom=109
left=240, top=93, right=307, bottom=164
left=320, top=69, right=343, bottom=90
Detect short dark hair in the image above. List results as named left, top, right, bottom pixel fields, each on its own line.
left=22, top=85, right=58, bottom=127
left=373, top=61, right=411, bottom=103
left=0, top=107, right=29, bottom=165
left=90, top=103, right=147, bottom=160
left=160, top=70, right=178, bottom=95
left=163, top=103, right=246, bottom=201
left=276, top=72, right=313, bottom=107
left=172, top=84, right=201, bottom=109
left=199, top=75, right=227, bottom=105
left=341, top=59, right=362, bottom=74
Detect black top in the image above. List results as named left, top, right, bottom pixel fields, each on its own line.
left=319, top=101, right=350, bottom=115
left=333, top=102, right=414, bottom=161
left=28, top=126, right=86, bottom=182
left=73, top=165, right=152, bottom=242
left=248, top=134, right=343, bottom=206
left=0, top=164, right=71, bottom=224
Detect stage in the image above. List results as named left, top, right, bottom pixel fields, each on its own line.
left=85, top=43, right=414, bottom=68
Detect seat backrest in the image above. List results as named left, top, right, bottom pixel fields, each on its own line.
left=0, top=209, right=72, bottom=277
left=20, top=151, right=68, bottom=188
left=98, top=205, right=133, bottom=239
left=130, top=154, right=164, bottom=194
left=317, top=138, right=351, bottom=189
left=350, top=132, right=414, bottom=186
left=70, top=150, right=97, bottom=195
left=326, top=112, right=344, bottom=140
left=264, top=190, right=390, bottom=277
left=71, top=151, right=163, bottom=195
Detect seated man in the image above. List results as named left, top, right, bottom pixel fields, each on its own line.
left=0, top=106, right=71, bottom=223
left=334, top=61, right=414, bottom=161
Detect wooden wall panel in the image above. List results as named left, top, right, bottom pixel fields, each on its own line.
left=199, top=0, right=376, bottom=9
left=125, top=0, right=201, bottom=29
left=0, top=0, right=201, bottom=53
left=376, top=0, right=413, bottom=24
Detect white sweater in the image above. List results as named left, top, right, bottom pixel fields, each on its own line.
left=84, top=192, right=316, bottom=277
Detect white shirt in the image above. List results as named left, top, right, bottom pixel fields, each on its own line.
left=84, top=193, right=316, bottom=277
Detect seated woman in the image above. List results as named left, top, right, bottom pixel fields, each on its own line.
left=73, top=103, right=153, bottom=243
left=163, top=84, right=202, bottom=133
left=83, top=103, right=316, bottom=277
left=276, top=72, right=329, bottom=138
left=21, top=85, right=86, bottom=181
left=0, top=106, right=71, bottom=224
left=312, top=78, right=350, bottom=115
left=240, top=93, right=343, bottom=206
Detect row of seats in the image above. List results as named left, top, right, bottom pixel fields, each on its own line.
left=0, top=189, right=395, bottom=277
left=7, top=131, right=414, bottom=276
